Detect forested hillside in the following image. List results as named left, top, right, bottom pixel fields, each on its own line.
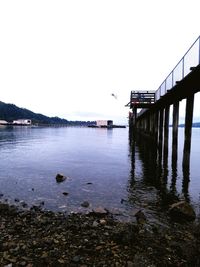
left=0, top=101, right=94, bottom=126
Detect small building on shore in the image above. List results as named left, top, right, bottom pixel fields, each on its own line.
left=88, top=120, right=125, bottom=128
left=13, top=119, right=32, bottom=125
left=96, top=120, right=113, bottom=127
left=0, top=120, right=8, bottom=125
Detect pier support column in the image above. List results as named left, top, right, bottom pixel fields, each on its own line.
left=144, top=117, right=147, bottom=133
left=146, top=114, right=150, bottom=134
left=158, top=109, right=164, bottom=164
left=182, top=94, right=194, bottom=169
left=163, top=105, right=170, bottom=166
left=164, top=106, right=170, bottom=150
left=132, top=107, right=137, bottom=128
left=129, top=107, right=137, bottom=141
left=154, top=111, right=159, bottom=145
left=172, top=101, right=179, bottom=164
left=150, top=113, right=154, bottom=136
left=158, top=109, right=164, bottom=148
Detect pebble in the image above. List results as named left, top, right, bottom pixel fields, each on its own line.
left=92, top=207, right=108, bottom=216
left=100, top=219, right=107, bottom=225
left=92, top=221, right=99, bottom=227
left=0, top=201, right=199, bottom=266
left=127, top=261, right=134, bottom=267
left=72, top=255, right=81, bottom=263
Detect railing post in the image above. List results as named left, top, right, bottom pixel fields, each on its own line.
left=199, top=36, right=200, bottom=65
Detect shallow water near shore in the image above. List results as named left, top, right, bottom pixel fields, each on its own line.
left=0, top=126, right=199, bottom=226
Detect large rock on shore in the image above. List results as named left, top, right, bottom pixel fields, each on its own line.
left=169, top=201, right=196, bottom=221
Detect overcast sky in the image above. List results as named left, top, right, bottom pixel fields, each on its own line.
left=0, top=0, right=200, bottom=123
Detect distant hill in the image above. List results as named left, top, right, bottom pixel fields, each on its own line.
left=0, top=101, right=94, bottom=126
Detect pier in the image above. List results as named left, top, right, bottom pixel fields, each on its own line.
left=128, top=36, right=200, bottom=171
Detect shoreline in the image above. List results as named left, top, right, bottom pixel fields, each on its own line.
left=0, top=202, right=200, bottom=266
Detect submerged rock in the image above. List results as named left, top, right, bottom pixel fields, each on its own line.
left=81, top=201, right=90, bottom=208
left=120, top=198, right=128, bottom=204
left=169, top=201, right=196, bottom=221
left=55, top=173, right=67, bottom=183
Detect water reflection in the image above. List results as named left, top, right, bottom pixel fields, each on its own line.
left=182, top=166, right=190, bottom=202
left=129, top=132, right=191, bottom=211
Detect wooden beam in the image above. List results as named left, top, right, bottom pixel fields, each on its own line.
left=164, top=105, right=170, bottom=162
left=182, top=94, right=194, bottom=168
left=158, top=109, right=164, bottom=148
left=172, top=101, right=179, bottom=163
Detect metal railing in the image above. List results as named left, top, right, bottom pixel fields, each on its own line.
left=155, top=36, right=200, bottom=101
left=131, top=90, right=155, bottom=105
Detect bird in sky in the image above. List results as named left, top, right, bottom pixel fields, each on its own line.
left=111, top=93, right=117, bottom=99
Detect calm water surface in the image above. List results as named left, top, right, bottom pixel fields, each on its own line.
left=0, top=126, right=199, bottom=225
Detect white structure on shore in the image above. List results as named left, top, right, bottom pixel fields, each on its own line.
left=13, top=119, right=32, bottom=125
left=96, top=120, right=113, bottom=127
left=0, top=120, right=8, bottom=125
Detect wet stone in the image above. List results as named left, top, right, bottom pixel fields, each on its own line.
left=55, top=173, right=67, bottom=183
left=72, top=255, right=81, bottom=263
left=100, top=219, right=107, bottom=225
left=92, top=207, right=108, bottom=216
left=0, top=201, right=200, bottom=266
left=135, top=210, right=147, bottom=225
left=169, top=201, right=196, bottom=221
left=92, top=221, right=99, bottom=227
left=81, top=201, right=90, bottom=208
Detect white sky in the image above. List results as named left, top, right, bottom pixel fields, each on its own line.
left=0, top=0, right=200, bottom=124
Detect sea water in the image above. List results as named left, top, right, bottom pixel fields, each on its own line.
left=0, top=126, right=199, bottom=225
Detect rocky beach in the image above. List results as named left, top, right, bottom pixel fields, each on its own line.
left=0, top=201, right=200, bottom=267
